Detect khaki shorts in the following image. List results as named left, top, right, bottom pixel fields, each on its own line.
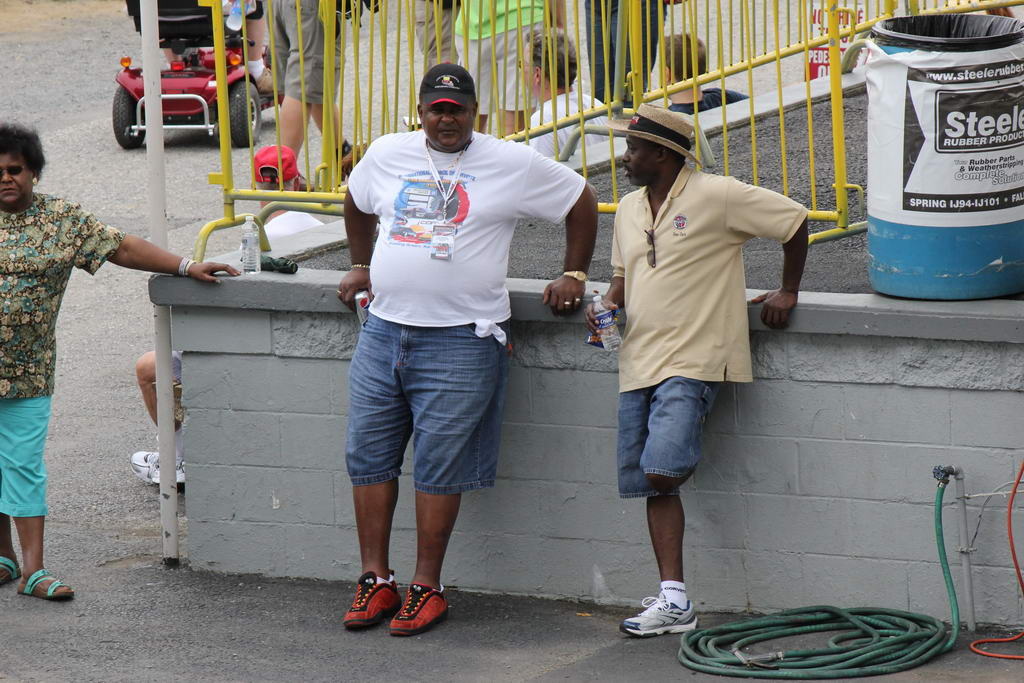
left=415, top=0, right=458, bottom=69
left=270, top=0, right=342, bottom=104
left=458, top=22, right=541, bottom=121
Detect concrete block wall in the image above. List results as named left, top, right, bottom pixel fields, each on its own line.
left=151, top=271, right=1024, bottom=626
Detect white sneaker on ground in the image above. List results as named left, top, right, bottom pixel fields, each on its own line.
left=130, top=451, right=185, bottom=485
left=619, top=593, right=697, bottom=637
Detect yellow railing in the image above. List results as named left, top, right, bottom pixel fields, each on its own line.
left=192, top=0, right=1022, bottom=259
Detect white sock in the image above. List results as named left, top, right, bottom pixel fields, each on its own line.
left=660, top=580, right=688, bottom=606
left=247, top=60, right=265, bottom=78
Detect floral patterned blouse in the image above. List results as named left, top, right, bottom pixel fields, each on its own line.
left=1, top=194, right=125, bottom=399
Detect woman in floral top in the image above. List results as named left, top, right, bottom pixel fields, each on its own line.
left=0, top=123, right=238, bottom=600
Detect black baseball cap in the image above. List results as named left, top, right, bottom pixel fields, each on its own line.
left=419, top=63, right=476, bottom=108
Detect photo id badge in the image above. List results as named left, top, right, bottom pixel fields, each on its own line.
left=430, top=223, right=456, bottom=261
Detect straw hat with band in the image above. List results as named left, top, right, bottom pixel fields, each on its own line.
left=607, top=104, right=701, bottom=168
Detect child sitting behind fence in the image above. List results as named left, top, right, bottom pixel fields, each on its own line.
left=664, top=34, right=748, bottom=115
left=527, top=30, right=610, bottom=159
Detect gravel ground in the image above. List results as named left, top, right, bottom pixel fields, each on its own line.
left=303, top=88, right=872, bottom=293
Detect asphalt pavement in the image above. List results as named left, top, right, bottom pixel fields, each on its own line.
left=2, top=2, right=1022, bottom=681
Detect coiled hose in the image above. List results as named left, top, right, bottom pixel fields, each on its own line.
left=677, top=479, right=959, bottom=678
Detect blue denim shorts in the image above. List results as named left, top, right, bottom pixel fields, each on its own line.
left=617, top=376, right=720, bottom=498
left=346, top=314, right=510, bottom=495
left=0, top=396, right=53, bottom=517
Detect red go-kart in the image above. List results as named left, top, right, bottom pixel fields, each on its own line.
left=114, top=0, right=278, bottom=149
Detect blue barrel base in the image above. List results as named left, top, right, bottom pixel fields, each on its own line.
left=867, top=216, right=1024, bottom=300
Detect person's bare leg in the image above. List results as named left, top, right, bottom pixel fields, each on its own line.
left=646, top=473, right=688, bottom=582
left=136, top=352, right=181, bottom=431
left=353, top=480, right=399, bottom=578
left=309, top=103, right=344, bottom=155
left=647, top=494, right=685, bottom=581
left=309, top=103, right=340, bottom=137
left=411, top=491, right=461, bottom=588
left=279, top=96, right=311, bottom=154
left=13, top=515, right=70, bottom=596
left=136, top=352, right=159, bottom=425
left=0, top=513, right=16, bottom=570
left=244, top=16, right=266, bottom=62
left=310, top=102, right=353, bottom=178
left=475, top=113, right=489, bottom=133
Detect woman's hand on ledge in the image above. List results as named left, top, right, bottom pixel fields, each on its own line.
left=187, top=261, right=239, bottom=282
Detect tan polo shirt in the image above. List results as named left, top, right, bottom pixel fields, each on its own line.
left=611, top=166, right=807, bottom=392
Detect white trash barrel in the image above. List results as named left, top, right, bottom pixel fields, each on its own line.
left=866, top=14, right=1024, bottom=299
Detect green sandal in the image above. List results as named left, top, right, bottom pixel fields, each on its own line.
left=20, top=569, right=74, bottom=601
left=0, top=556, right=19, bottom=586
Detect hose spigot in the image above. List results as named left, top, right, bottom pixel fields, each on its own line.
left=933, top=465, right=956, bottom=486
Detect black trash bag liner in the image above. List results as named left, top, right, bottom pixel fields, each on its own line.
left=873, top=14, right=1024, bottom=52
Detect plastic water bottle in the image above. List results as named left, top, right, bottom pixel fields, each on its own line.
left=240, top=216, right=261, bottom=274
left=225, top=0, right=244, bottom=31
left=592, top=292, right=621, bottom=351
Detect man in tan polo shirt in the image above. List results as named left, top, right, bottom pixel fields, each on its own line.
left=589, top=104, right=808, bottom=637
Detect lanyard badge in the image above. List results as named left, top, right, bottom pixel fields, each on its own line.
left=425, top=140, right=468, bottom=262
left=430, top=223, right=456, bottom=260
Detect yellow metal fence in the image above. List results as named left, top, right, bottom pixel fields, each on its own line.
left=191, top=0, right=1023, bottom=259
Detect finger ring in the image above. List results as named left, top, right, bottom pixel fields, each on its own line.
left=564, top=300, right=572, bottom=305
left=574, top=297, right=581, bottom=303
left=336, top=290, right=344, bottom=295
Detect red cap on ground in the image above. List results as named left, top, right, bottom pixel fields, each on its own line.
left=254, top=145, right=298, bottom=182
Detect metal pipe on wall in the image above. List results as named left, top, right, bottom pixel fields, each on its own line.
left=953, top=468, right=976, bottom=631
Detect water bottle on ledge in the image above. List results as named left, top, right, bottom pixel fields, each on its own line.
left=240, top=216, right=261, bottom=274
left=592, top=291, right=620, bottom=351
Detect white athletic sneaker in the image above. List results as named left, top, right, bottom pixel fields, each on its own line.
left=619, top=593, right=697, bottom=637
left=130, top=451, right=185, bottom=485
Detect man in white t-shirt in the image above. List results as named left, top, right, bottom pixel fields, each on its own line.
left=528, top=29, right=610, bottom=159
left=336, top=63, right=598, bottom=637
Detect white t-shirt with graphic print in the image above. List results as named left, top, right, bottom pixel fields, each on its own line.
left=346, top=130, right=587, bottom=327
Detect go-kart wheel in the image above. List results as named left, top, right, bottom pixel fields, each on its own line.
left=112, top=87, right=145, bottom=149
left=227, top=81, right=261, bottom=148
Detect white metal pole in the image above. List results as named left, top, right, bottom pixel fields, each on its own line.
left=139, top=0, right=179, bottom=564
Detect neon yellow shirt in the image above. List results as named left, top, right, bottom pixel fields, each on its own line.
left=455, top=0, right=548, bottom=39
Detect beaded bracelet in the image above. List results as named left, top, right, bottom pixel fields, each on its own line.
left=351, top=264, right=370, bottom=270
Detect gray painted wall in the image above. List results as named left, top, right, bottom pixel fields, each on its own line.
left=151, top=270, right=1024, bottom=626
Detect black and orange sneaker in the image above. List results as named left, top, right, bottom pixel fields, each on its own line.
left=343, top=571, right=400, bottom=630
left=389, top=583, right=448, bottom=636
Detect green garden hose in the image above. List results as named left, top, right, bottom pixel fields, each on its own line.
left=677, top=470, right=960, bottom=678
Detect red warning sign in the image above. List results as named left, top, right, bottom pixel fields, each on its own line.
left=806, top=7, right=866, bottom=81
